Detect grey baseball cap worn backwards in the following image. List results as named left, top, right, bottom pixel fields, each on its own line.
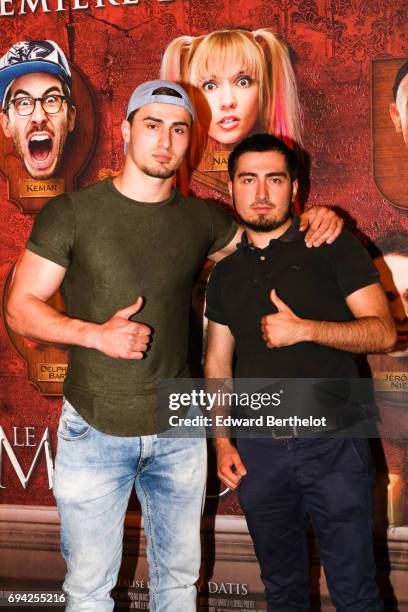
left=126, top=79, right=195, bottom=122
left=0, top=40, right=72, bottom=107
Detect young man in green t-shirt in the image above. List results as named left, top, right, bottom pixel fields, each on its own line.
left=6, top=80, right=343, bottom=611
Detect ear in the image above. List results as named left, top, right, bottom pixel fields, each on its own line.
left=390, top=102, right=402, bottom=133
left=228, top=180, right=233, bottom=200
left=291, top=178, right=298, bottom=201
left=121, top=119, right=131, bottom=147
left=0, top=111, right=12, bottom=137
left=67, top=105, right=76, bottom=133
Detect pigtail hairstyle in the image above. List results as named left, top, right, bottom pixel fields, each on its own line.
left=160, top=34, right=209, bottom=186
left=252, top=29, right=303, bottom=147
left=159, top=29, right=304, bottom=193
left=160, top=35, right=194, bottom=82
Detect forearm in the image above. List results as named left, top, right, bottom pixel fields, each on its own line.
left=205, top=358, right=233, bottom=443
left=7, top=287, right=149, bottom=360
left=204, top=357, right=232, bottom=381
left=206, top=361, right=245, bottom=487
left=303, top=316, right=396, bottom=353
left=6, top=294, right=99, bottom=349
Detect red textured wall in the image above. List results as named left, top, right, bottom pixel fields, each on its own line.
left=0, top=0, right=407, bottom=515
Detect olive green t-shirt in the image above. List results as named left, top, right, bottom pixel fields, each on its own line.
left=27, top=178, right=237, bottom=436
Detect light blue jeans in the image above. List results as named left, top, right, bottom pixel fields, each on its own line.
left=52, top=398, right=207, bottom=612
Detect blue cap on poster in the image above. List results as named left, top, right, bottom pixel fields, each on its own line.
left=0, top=40, right=72, bottom=108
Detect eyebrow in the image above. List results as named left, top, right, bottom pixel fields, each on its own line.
left=204, top=71, right=250, bottom=81
left=143, top=116, right=190, bottom=128
left=237, top=171, right=288, bottom=178
left=13, top=86, right=63, bottom=97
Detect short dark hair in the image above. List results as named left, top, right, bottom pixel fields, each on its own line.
left=127, top=86, right=183, bottom=124
left=393, top=60, right=408, bottom=100
left=228, top=133, right=298, bottom=181
left=376, top=230, right=408, bottom=257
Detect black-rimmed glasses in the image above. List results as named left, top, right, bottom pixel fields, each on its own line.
left=5, top=94, right=68, bottom=117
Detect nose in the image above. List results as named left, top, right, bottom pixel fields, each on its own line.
left=158, top=127, right=171, bottom=150
left=30, top=99, right=48, bottom=124
left=256, top=179, right=268, bottom=201
left=219, top=83, right=237, bottom=110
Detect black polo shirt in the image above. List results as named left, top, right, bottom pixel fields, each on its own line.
left=205, top=218, right=379, bottom=379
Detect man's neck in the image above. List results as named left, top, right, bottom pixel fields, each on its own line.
left=246, top=217, right=293, bottom=249
left=113, top=160, right=174, bottom=203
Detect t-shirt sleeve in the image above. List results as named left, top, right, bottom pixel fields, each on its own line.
left=331, top=230, right=380, bottom=297
left=204, top=199, right=238, bottom=256
left=205, top=263, right=227, bottom=325
left=26, top=194, right=75, bottom=268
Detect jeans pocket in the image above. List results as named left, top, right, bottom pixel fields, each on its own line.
left=58, top=399, right=91, bottom=441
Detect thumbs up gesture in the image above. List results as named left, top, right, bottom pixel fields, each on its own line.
left=95, top=296, right=152, bottom=359
left=261, top=289, right=305, bottom=348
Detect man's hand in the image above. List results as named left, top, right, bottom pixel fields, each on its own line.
left=95, top=296, right=151, bottom=359
left=6, top=251, right=153, bottom=356
left=299, top=206, right=343, bottom=248
left=215, top=439, right=247, bottom=490
left=261, top=289, right=306, bottom=348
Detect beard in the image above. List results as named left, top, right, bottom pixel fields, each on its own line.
left=140, top=163, right=175, bottom=180
left=236, top=203, right=293, bottom=233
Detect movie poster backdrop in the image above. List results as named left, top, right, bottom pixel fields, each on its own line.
left=0, top=1, right=407, bottom=609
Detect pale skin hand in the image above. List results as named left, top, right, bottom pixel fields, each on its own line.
left=298, top=206, right=344, bottom=248
left=6, top=250, right=151, bottom=360
left=205, top=320, right=247, bottom=490
left=95, top=297, right=151, bottom=359
left=261, top=286, right=397, bottom=353
left=209, top=206, right=344, bottom=262
left=214, top=437, right=247, bottom=491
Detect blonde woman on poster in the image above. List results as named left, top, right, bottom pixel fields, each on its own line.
left=160, top=28, right=302, bottom=196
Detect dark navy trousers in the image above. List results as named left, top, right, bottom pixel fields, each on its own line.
left=237, top=436, right=383, bottom=612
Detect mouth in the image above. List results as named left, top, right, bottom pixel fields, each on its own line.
left=27, top=133, right=53, bottom=168
left=252, top=206, right=272, bottom=213
left=396, top=330, right=408, bottom=343
left=251, top=204, right=273, bottom=214
left=218, top=116, right=240, bottom=130
left=392, top=328, right=408, bottom=354
left=153, top=154, right=172, bottom=163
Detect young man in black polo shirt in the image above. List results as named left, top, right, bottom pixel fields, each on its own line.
left=205, top=133, right=396, bottom=612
